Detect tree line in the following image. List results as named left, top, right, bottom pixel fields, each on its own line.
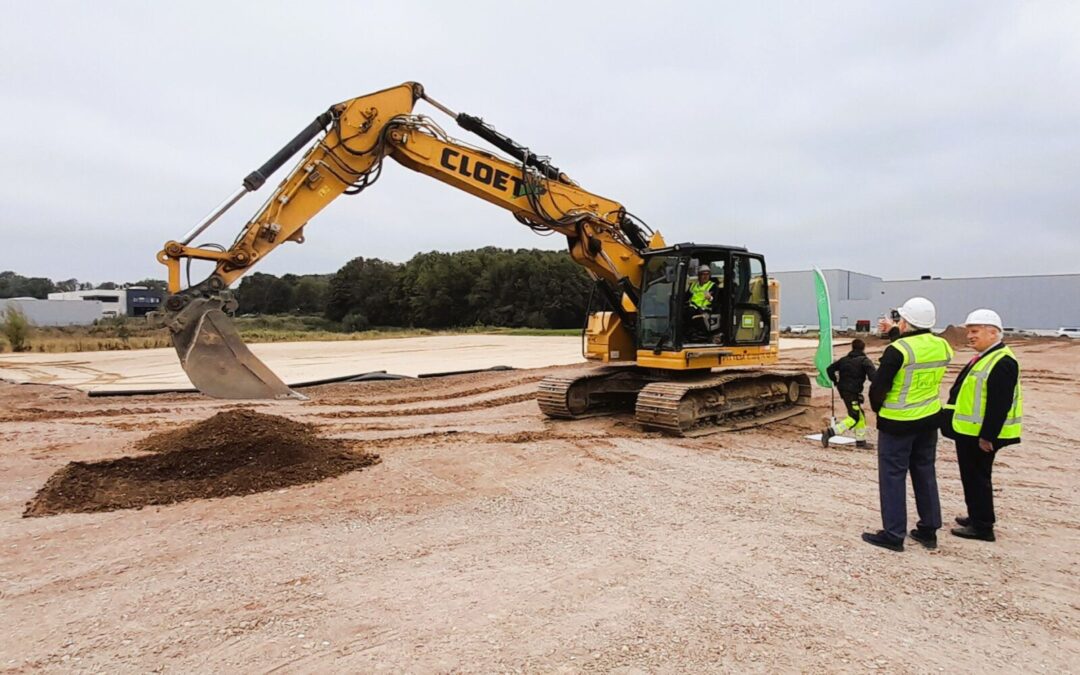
left=5, top=247, right=598, bottom=329
left=238, top=248, right=595, bottom=329
left=0, top=271, right=167, bottom=298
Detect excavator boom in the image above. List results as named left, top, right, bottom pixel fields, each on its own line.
left=158, top=83, right=651, bottom=399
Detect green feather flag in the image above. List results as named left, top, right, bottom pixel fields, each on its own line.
left=813, top=268, right=834, bottom=388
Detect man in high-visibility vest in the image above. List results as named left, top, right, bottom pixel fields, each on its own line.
left=862, top=297, right=954, bottom=552
left=686, top=264, right=720, bottom=341
left=941, top=309, right=1021, bottom=542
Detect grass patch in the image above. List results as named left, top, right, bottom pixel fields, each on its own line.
left=458, top=326, right=580, bottom=337
left=0, top=316, right=580, bottom=353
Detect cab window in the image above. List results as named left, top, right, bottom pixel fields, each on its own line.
left=639, top=255, right=678, bottom=347
left=732, top=254, right=769, bottom=344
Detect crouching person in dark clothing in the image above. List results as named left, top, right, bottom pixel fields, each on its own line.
left=862, top=297, right=954, bottom=552
left=823, top=338, right=876, bottom=448
left=941, top=309, right=1022, bottom=542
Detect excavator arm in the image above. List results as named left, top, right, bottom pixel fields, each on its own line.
left=158, top=82, right=662, bottom=399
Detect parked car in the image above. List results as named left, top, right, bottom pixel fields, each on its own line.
left=1057, top=327, right=1080, bottom=339
left=786, top=324, right=810, bottom=335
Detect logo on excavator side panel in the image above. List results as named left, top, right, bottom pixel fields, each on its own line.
left=439, top=149, right=542, bottom=199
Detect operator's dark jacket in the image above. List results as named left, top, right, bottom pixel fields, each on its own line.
left=941, top=342, right=1021, bottom=450
left=826, top=347, right=876, bottom=398
left=869, top=328, right=941, bottom=435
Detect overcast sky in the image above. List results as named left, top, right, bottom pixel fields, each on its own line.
left=2, top=1, right=1078, bottom=286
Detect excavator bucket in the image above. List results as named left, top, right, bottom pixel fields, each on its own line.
left=168, top=297, right=304, bottom=400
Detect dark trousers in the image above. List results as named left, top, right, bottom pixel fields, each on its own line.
left=838, top=393, right=864, bottom=423
left=834, top=392, right=867, bottom=439
left=955, top=436, right=997, bottom=530
left=877, top=427, right=942, bottom=540
left=841, top=393, right=864, bottom=424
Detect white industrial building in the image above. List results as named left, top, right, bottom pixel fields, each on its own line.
left=1, top=298, right=104, bottom=326
left=48, top=289, right=127, bottom=318
left=48, top=288, right=164, bottom=319
left=772, top=269, right=1080, bottom=331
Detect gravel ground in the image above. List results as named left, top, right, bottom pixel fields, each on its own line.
left=1, top=339, right=1077, bottom=672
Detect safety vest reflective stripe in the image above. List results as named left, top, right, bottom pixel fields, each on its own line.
left=880, top=338, right=952, bottom=410
left=952, top=346, right=1023, bottom=438
left=953, top=369, right=992, bottom=423
left=689, top=280, right=715, bottom=309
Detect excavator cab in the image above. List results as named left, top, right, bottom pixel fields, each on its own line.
left=638, top=245, right=772, bottom=353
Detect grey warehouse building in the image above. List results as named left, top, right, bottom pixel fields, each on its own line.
left=771, top=269, right=1080, bottom=331
left=0, top=298, right=105, bottom=326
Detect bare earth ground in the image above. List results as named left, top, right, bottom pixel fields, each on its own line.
left=1, top=340, right=1078, bottom=672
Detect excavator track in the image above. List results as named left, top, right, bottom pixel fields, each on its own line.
left=538, top=368, right=655, bottom=419
left=634, top=370, right=812, bottom=437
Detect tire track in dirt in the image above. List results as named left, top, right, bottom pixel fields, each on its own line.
left=335, top=428, right=627, bottom=452
left=0, top=406, right=167, bottom=423
left=313, top=392, right=538, bottom=418
left=312, top=376, right=546, bottom=406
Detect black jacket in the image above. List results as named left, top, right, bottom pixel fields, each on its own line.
left=869, top=328, right=944, bottom=435
left=826, top=348, right=876, bottom=398
left=941, top=342, right=1021, bottom=449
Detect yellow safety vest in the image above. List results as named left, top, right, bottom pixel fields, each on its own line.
left=947, top=345, right=1022, bottom=439
left=878, top=332, right=953, bottom=422
left=689, top=280, right=716, bottom=310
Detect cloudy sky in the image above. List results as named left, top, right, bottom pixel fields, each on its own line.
left=2, top=1, right=1078, bottom=285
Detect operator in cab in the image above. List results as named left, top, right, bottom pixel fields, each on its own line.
left=686, top=264, right=721, bottom=342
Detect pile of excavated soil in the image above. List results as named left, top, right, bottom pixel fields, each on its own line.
left=24, top=409, right=379, bottom=517
left=940, top=324, right=968, bottom=348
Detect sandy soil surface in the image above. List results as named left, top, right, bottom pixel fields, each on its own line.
left=1, top=338, right=1077, bottom=672
left=0, top=336, right=828, bottom=394
left=0, top=335, right=590, bottom=393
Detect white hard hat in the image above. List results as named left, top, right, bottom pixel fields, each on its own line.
left=697, top=264, right=711, bottom=273
left=964, top=308, right=1002, bottom=330
left=898, top=296, right=936, bottom=329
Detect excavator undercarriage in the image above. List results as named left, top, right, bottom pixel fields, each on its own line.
left=538, top=368, right=811, bottom=436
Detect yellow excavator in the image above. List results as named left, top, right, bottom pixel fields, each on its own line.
left=157, top=82, right=810, bottom=436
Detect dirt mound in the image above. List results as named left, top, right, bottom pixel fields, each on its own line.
left=24, top=409, right=379, bottom=517
left=939, top=324, right=968, bottom=348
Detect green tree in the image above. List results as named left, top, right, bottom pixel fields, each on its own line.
left=468, top=249, right=590, bottom=328
left=341, top=311, right=370, bottom=332
left=292, top=276, right=329, bottom=314
left=326, top=257, right=403, bottom=325
left=0, top=271, right=55, bottom=299
left=236, top=272, right=294, bottom=314
left=126, top=279, right=169, bottom=291
left=397, top=248, right=499, bottom=328
left=1, top=305, right=31, bottom=352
